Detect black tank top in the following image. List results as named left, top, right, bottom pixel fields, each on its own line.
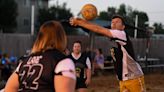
left=68, top=53, right=87, bottom=79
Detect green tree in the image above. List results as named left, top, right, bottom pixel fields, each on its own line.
left=117, top=4, right=127, bottom=17
left=130, top=10, right=149, bottom=28
left=98, top=7, right=116, bottom=21
left=38, top=3, right=80, bottom=35
left=98, top=4, right=149, bottom=38
left=0, top=0, right=17, bottom=33
left=98, top=11, right=109, bottom=20
left=126, top=10, right=149, bottom=38
left=107, top=7, right=117, bottom=21
left=38, top=3, right=73, bottom=25
left=153, top=23, right=164, bottom=34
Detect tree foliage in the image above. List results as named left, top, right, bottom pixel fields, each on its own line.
left=153, top=23, right=164, bottom=34
left=98, top=7, right=116, bottom=21
left=98, top=4, right=151, bottom=38
left=38, top=3, right=80, bottom=35
left=117, top=4, right=127, bottom=16
left=0, top=0, right=17, bottom=33
left=38, top=3, right=72, bottom=25
left=98, top=11, right=109, bottom=20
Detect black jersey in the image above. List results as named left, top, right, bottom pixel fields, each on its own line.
left=15, top=49, right=75, bottom=92
left=68, top=53, right=90, bottom=79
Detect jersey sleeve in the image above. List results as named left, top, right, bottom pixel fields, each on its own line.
left=55, top=58, right=76, bottom=80
left=86, top=57, right=91, bottom=69
left=110, top=29, right=127, bottom=45
left=15, top=61, right=23, bottom=74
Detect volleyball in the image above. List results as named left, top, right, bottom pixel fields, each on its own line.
left=81, top=4, right=98, bottom=21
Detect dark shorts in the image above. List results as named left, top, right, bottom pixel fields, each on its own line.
left=76, top=78, right=87, bottom=89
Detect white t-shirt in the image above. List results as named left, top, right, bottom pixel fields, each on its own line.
left=110, top=29, right=127, bottom=45
left=55, top=58, right=76, bottom=80
left=110, top=29, right=143, bottom=81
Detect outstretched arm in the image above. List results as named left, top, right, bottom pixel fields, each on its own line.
left=69, top=17, right=113, bottom=38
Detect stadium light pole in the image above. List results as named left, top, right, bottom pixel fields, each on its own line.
left=134, top=15, right=138, bottom=38
left=31, top=1, right=35, bottom=36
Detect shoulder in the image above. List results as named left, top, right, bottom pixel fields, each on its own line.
left=110, top=30, right=127, bottom=45
left=110, top=30, right=126, bottom=39
left=17, top=55, right=31, bottom=65
left=55, top=58, right=76, bottom=80
left=67, top=54, right=73, bottom=58
left=44, top=49, right=66, bottom=61
left=55, top=58, right=74, bottom=71
left=81, top=52, right=89, bottom=58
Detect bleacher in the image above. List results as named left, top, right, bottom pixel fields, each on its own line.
left=137, top=57, right=164, bottom=72
left=102, top=57, right=164, bottom=73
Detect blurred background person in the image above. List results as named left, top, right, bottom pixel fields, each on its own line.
left=68, top=41, right=91, bottom=92
left=94, top=48, right=104, bottom=75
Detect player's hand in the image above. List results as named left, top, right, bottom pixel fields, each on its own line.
left=69, top=17, right=83, bottom=26
left=85, top=78, right=91, bottom=86
left=69, top=17, right=78, bottom=26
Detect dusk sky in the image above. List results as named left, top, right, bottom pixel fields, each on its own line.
left=49, top=0, right=164, bottom=26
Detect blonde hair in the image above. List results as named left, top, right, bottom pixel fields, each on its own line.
left=31, top=21, right=67, bottom=53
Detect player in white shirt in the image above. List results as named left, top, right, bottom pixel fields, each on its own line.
left=69, top=15, right=146, bottom=92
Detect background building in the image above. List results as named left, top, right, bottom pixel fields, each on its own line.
left=14, top=0, right=48, bottom=33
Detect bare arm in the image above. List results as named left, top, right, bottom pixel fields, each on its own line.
left=54, top=58, right=76, bottom=92
left=85, top=68, right=92, bottom=86
left=4, top=72, right=19, bottom=92
left=55, top=76, right=76, bottom=92
left=69, top=17, right=113, bottom=38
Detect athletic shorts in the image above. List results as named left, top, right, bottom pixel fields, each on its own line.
left=76, top=78, right=87, bottom=89
left=119, top=76, right=146, bottom=92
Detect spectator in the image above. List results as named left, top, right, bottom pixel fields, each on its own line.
left=94, top=48, right=104, bottom=75
left=94, top=48, right=104, bottom=69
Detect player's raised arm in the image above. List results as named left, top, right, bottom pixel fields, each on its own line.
left=69, top=4, right=113, bottom=38
left=69, top=17, right=113, bottom=38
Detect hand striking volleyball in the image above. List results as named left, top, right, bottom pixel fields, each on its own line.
left=81, top=4, right=98, bottom=21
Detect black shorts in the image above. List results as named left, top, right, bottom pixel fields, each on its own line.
left=76, top=78, right=87, bottom=89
